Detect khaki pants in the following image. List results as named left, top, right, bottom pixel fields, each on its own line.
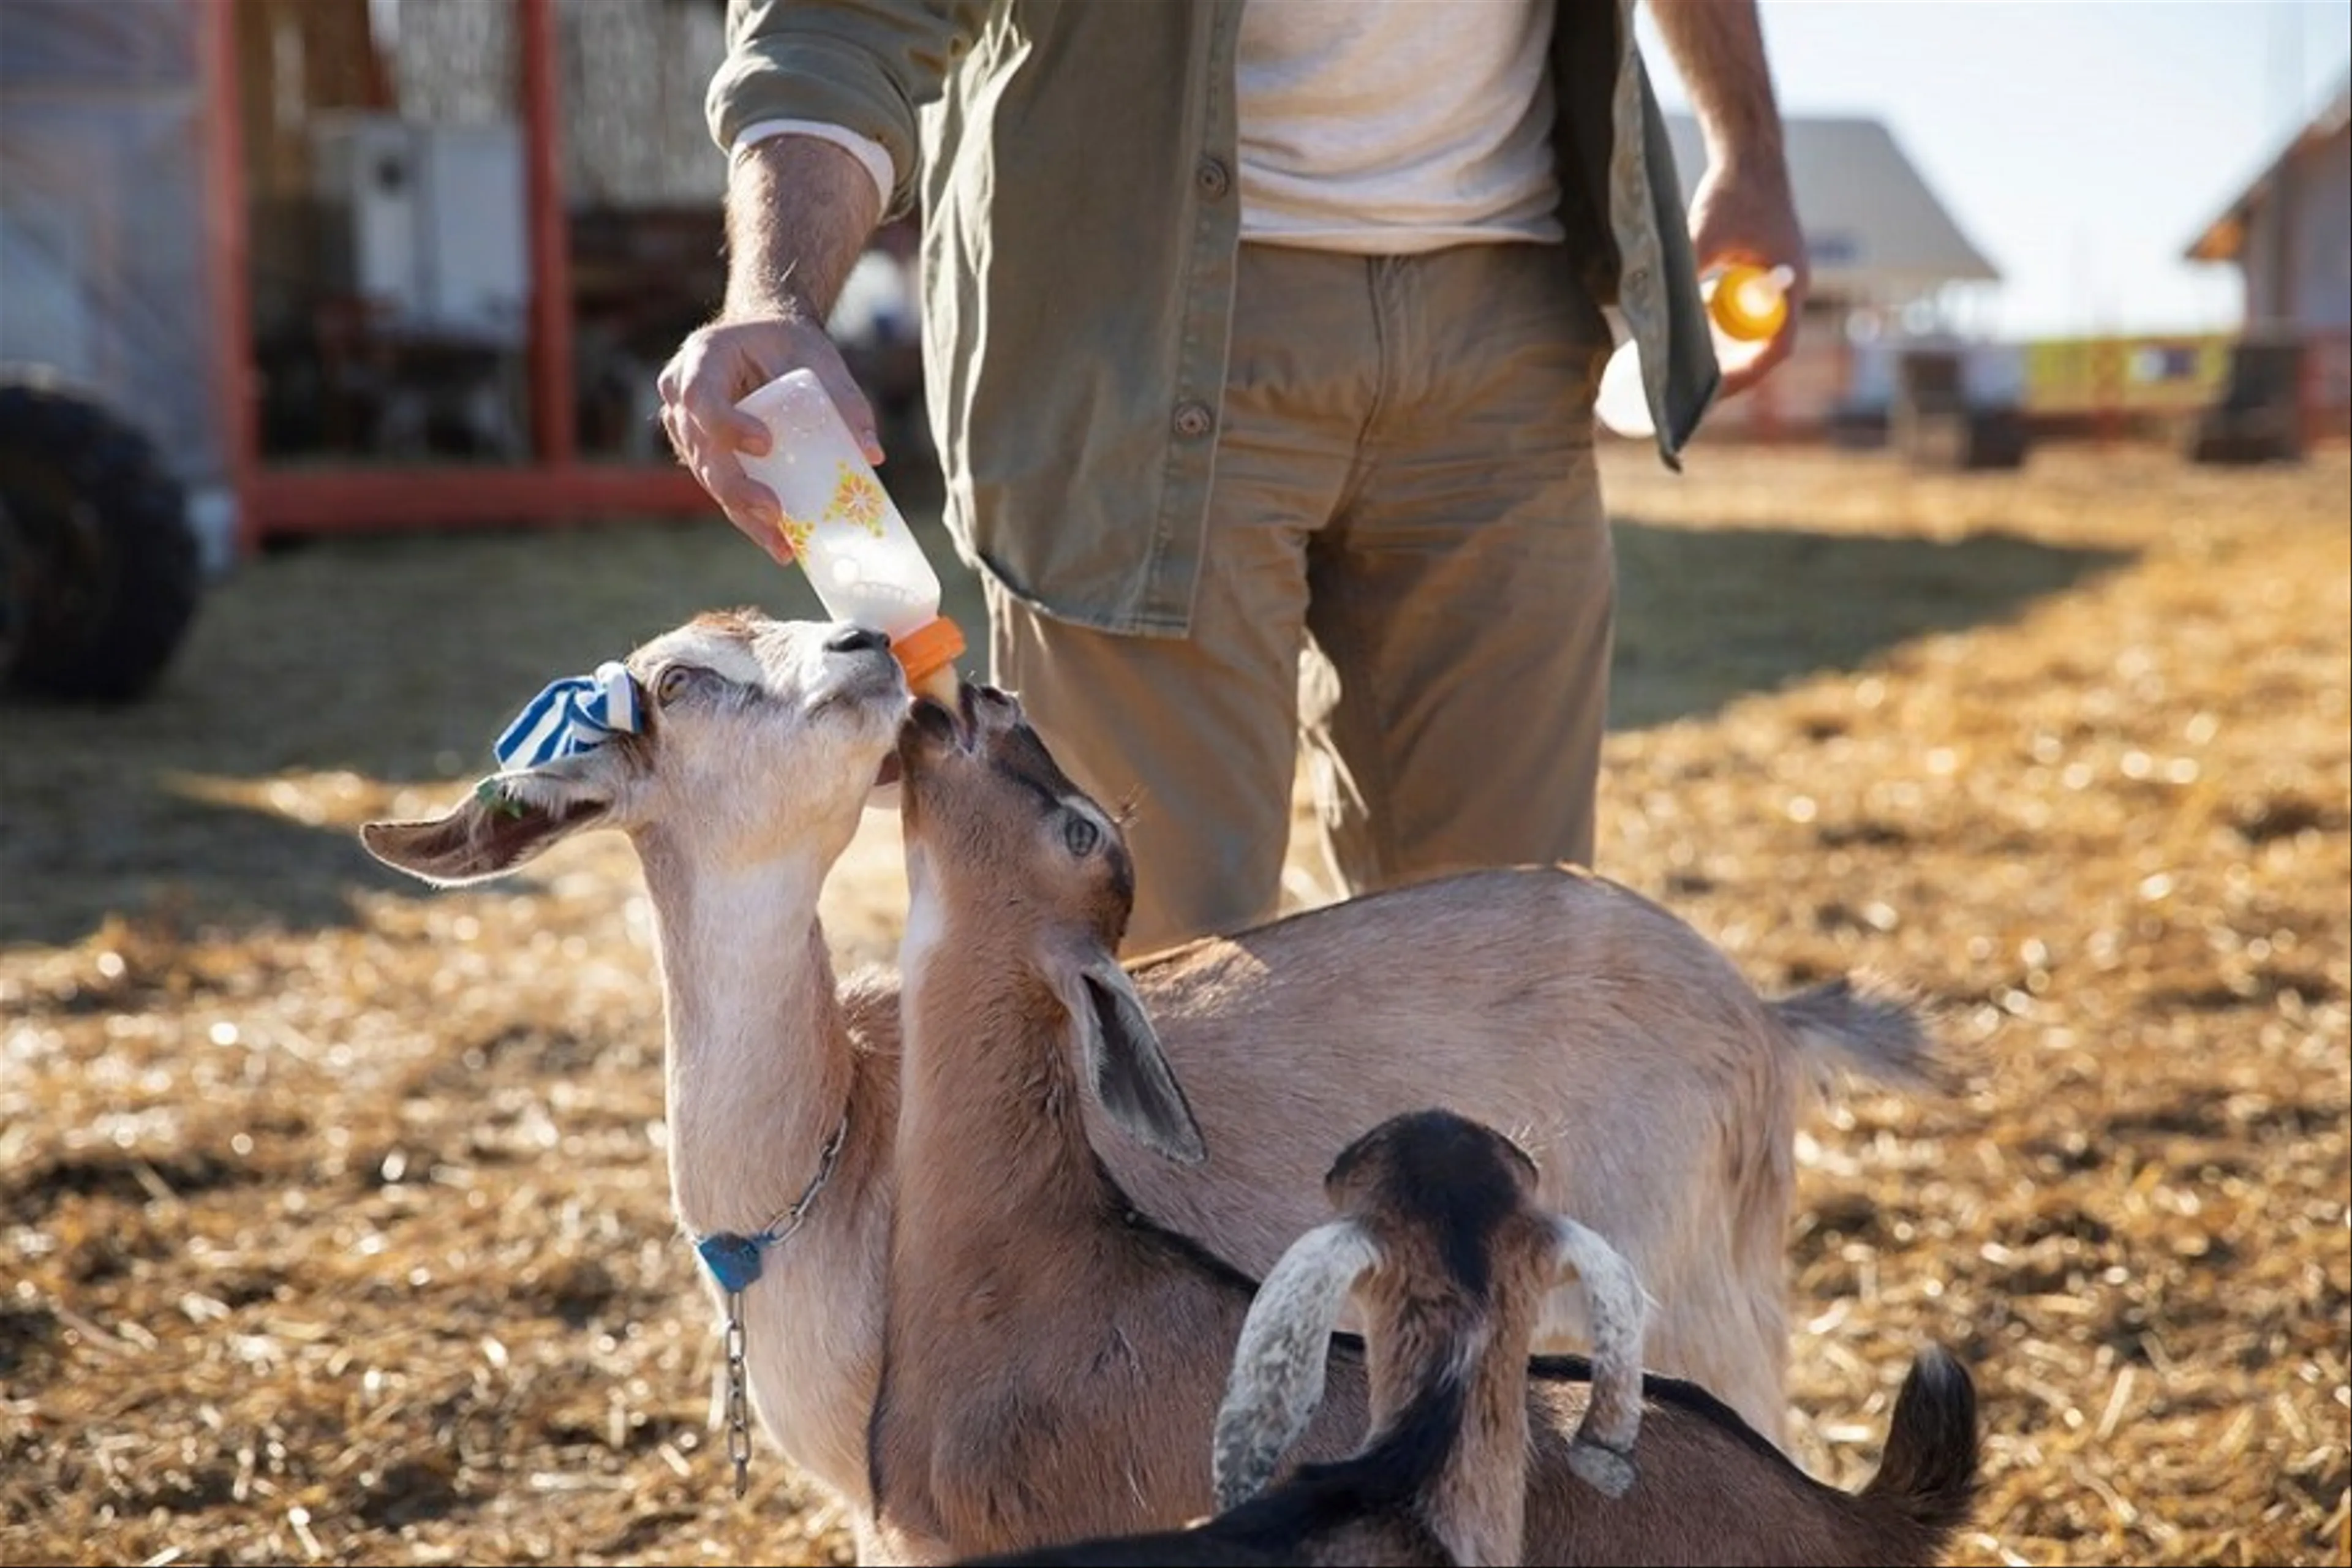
left=990, top=241, right=1616, bottom=953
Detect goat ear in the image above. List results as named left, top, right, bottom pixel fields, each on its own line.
left=1213, top=1219, right=1380, bottom=1512
left=360, top=761, right=612, bottom=888
left=1060, top=955, right=1207, bottom=1166
left=1551, top=1215, right=1651, bottom=1499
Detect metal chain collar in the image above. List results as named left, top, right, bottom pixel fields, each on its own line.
left=702, top=1110, right=849, bottom=1501
left=724, top=1293, right=754, bottom=1498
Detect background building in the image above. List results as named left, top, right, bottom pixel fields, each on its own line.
left=2184, top=74, right=2352, bottom=442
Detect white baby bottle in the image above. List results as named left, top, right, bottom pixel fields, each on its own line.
left=735, top=368, right=967, bottom=700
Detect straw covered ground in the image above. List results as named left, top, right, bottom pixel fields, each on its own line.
left=2, top=444, right=2346, bottom=1567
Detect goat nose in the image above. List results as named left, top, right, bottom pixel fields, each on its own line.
left=826, top=625, right=891, bottom=656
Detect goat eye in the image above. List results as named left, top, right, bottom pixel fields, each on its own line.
left=1062, top=813, right=1101, bottom=858
left=655, top=666, right=696, bottom=706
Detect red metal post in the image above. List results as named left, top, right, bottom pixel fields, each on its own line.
left=222, top=0, right=720, bottom=543
left=519, top=0, right=577, bottom=467
left=197, top=0, right=261, bottom=557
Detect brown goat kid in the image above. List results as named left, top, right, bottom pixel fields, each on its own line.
left=882, top=687, right=1980, bottom=1567
left=960, top=1107, right=1649, bottom=1568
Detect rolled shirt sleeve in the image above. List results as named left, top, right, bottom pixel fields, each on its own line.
left=706, top=0, right=987, bottom=219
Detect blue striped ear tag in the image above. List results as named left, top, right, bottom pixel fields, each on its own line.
left=492, top=660, right=643, bottom=769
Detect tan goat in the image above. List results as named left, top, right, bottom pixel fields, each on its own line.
left=360, top=610, right=1932, bottom=1552
left=889, top=693, right=1978, bottom=1566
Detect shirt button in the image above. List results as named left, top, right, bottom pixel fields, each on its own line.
left=1625, top=265, right=1650, bottom=290
left=1195, top=156, right=1231, bottom=198
left=1172, top=401, right=1215, bottom=439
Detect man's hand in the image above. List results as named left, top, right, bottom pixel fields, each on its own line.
left=1686, top=158, right=1808, bottom=396
left=660, top=134, right=884, bottom=564
left=658, top=311, right=881, bottom=567
left=1648, top=0, right=1807, bottom=397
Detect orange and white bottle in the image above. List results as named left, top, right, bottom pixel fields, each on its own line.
left=735, top=368, right=966, bottom=700
left=1596, top=263, right=1796, bottom=439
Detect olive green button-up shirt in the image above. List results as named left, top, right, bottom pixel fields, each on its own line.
left=709, top=0, right=1718, bottom=638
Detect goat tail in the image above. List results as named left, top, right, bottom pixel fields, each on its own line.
left=1768, top=976, right=1952, bottom=1095
left=1858, top=1344, right=1981, bottom=1555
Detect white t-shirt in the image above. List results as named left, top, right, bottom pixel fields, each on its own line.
left=1234, top=0, right=1564, bottom=253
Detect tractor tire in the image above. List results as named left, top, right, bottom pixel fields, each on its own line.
left=0, top=375, right=202, bottom=704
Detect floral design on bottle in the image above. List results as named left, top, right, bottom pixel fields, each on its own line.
left=775, top=509, right=818, bottom=557
left=825, top=462, right=889, bottom=537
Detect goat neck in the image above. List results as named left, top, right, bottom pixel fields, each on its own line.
left=633, top=832, right=897, bottom=1508
left=1354, top=1287, right=1529, bottom=1567
left=892, top=913, right=1106, bottom=1249
left=638, top=840, right=854, bottom=1232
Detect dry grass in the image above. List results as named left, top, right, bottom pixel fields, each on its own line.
left=2, top=445, right=2345, bottom=1567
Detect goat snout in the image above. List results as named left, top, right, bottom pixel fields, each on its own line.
left=964, top=684, right=1023, bottom=731
left=825, top=624, right=892, bottom=657
left=903, top=696, right=969, bottom=757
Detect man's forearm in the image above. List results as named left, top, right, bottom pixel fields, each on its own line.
left=723, top=134, right=886, bottom=322
left=1646, top=0, right=1787, bottom=176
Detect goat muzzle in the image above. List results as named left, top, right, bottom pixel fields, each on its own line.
left=902, top=694, right=970, bottom=758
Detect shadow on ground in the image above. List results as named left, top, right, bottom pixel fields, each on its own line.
left=0, top=503, right=2128, bottom=948
left=1608, top=517, right=2132, bottom=729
